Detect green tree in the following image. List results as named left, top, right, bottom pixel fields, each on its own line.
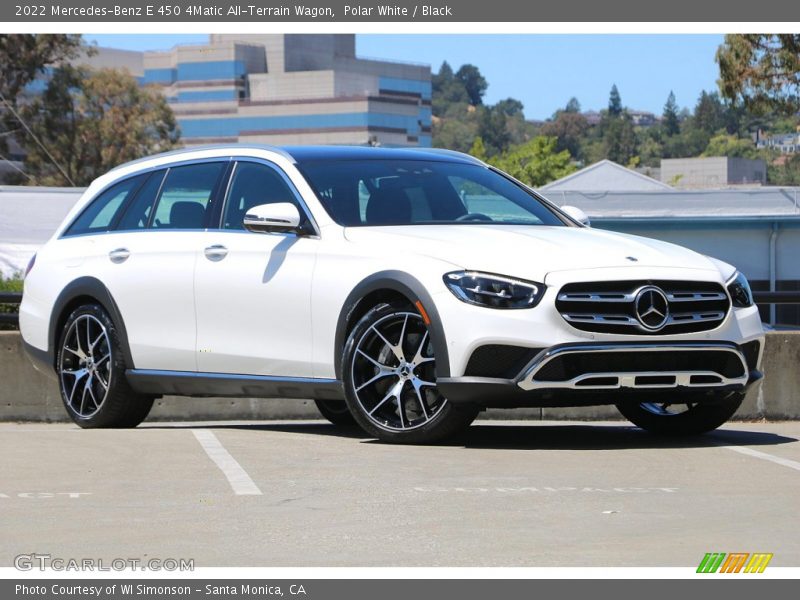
left=455, top=64, right=488, bottom=106
left=717, top=34, right=800, bottom=115
left=694, top=90, right=728, bottom=134
left=494, top=98, right=524, bottom=117
left=17, top=66, right=180, bottom=186
left=432, top=60, right=454, bottom=91
left=432, top=101, right=479, bottom=152
left=0, top=34, right=85, bottom=157
left=487, top=136, right=575, bottom=187
left=0, top=34, right=83, bottom=105
left=468, top=136, right=488, bottom=161
left=637, top=136, right=664, bottom=167
left=602, top=112, right=637, bottom=164
left=662, top=126, right=711, bottom=159
left=768, top=154, right=800, bottom=185
left=662, top=91, right=680, bottom=136
left=477, top=105, right=511, bottom=156
left=540, top=110, right=589, bottom=159
left=608, top=84, right=623, bottom=117
left=565, top=97, right=581, bottom=113
left=702, top=133, right=759, bottom=159
left=431, top=61, right=471, bottom=117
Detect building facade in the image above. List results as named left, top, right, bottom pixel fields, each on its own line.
left=660, top=156, right=767, bottom=188
left=134, top=34, right=431, bottom=147
left=756, top=131, right=800, bottom=154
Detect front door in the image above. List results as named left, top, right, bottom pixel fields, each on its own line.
left=193, top=160, right=317, bottom=377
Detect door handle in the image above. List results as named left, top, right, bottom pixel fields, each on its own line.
left=204, top=244, right=228, bottom=261
left=108, top=248, right=130, bottom=264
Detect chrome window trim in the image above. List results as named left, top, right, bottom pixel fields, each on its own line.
left=58, top=157, right=232, bottom=239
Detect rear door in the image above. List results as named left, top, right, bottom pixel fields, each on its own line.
left=95, top=160, right=228, bottom=371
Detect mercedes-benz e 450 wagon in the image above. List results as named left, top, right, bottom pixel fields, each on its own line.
left=20, top=145, right=764, bottom=443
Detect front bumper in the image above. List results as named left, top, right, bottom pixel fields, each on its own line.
left=437, top=340, right=763, bottom=408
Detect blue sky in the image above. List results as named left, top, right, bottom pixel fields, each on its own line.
left=86, top=34, right=724, bottom=120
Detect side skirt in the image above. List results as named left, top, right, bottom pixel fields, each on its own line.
left=125, top=369, right=344, bottom=401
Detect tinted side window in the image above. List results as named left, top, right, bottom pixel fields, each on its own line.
left=152, top=162, right=225, bottom=230
left=65, top=175, right=146, bottom=236
left=222, top=162, right=300, bottom=230
left=116, top=170, right=166, bottom=231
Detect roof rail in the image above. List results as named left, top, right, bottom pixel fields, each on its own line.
left=108, top=143, right=296, bottom=173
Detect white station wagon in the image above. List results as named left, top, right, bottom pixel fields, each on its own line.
left=20, top=145, right=764, bottom=443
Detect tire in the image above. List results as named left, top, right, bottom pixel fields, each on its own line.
left=56, top=303, right=154, bottom=428
left=314, top=399, right=357, bottom=427
left=615, top=391, right=745, bottom=436
left=342, top=301, right=479, bottom=444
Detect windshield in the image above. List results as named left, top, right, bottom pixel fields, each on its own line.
left=297, top=159, right=566, bottom=227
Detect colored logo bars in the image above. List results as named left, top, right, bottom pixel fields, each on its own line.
left=697, top=552, right=773, bottom=573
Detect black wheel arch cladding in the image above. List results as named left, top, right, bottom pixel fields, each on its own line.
left=334, top=270, right=451, bottom=379
left=48, top=277, right=135, bottom=371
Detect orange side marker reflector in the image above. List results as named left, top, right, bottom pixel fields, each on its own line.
left=415, top=300, right=431, bottom=326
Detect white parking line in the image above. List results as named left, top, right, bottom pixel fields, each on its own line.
left=720, top=444, right=800, bottom=473
left=192, top=429, right=263, bottom=496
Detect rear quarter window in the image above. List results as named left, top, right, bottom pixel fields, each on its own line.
left=64, top=174, right=147, bottom=236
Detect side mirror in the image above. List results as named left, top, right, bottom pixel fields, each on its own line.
left=243, top=203, right=303, bottom=234
left=561, top=205, right=590, bottom=227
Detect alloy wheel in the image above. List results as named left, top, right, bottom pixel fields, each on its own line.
left=350, top=311, right=446, bottom=431
left=59, top=314, right=112, bottom=419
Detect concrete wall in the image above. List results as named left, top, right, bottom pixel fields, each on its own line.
left=2, top=330, right=798, bottom=423
left=661, top=157, right=767, bottom=188
left=728, top=157, right=767, bottom=186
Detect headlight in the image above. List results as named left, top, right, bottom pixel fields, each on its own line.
left=443, top=271, right=544, bottom=309
left=727, top=271, right=754, bottom=308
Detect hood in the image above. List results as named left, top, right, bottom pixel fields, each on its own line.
left=343, top=225, right=721, bottom=282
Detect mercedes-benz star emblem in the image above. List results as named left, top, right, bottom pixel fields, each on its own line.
left=634, top=286, right=670, bottom=330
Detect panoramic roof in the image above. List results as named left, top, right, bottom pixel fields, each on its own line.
left=280, top=145, right=483, bottom=165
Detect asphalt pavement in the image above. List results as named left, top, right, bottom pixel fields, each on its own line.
left=1, top=419, right=798, bottom=568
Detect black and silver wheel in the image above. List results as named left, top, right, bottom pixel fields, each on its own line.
left=342, top=302, right=478, bottom=444
left=313, top=399, right=357, bottom=427
left=57, top=304, right=154, bottom=428
left=615, top=391, right=745, bottom=436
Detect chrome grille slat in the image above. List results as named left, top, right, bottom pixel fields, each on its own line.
left=555, top=280, right=730, bottom=335
left=563, top=314, right=639, bottom=326
left=666, top=292, right=727, bottom=302
left=669, top=311, right=725, bottom=323
left=557, top=292, right=635, bottom=303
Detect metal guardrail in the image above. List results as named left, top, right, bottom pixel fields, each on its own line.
left=752, top=291, right=800, bottom=304
left=1, top=291, right=800, bottom=329
left=0, top=292, right=22, bottom=325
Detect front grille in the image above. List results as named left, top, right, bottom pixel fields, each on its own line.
left=464, top=345, right=543, bottom=378
left=556, top=280, right=730, bottom=335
